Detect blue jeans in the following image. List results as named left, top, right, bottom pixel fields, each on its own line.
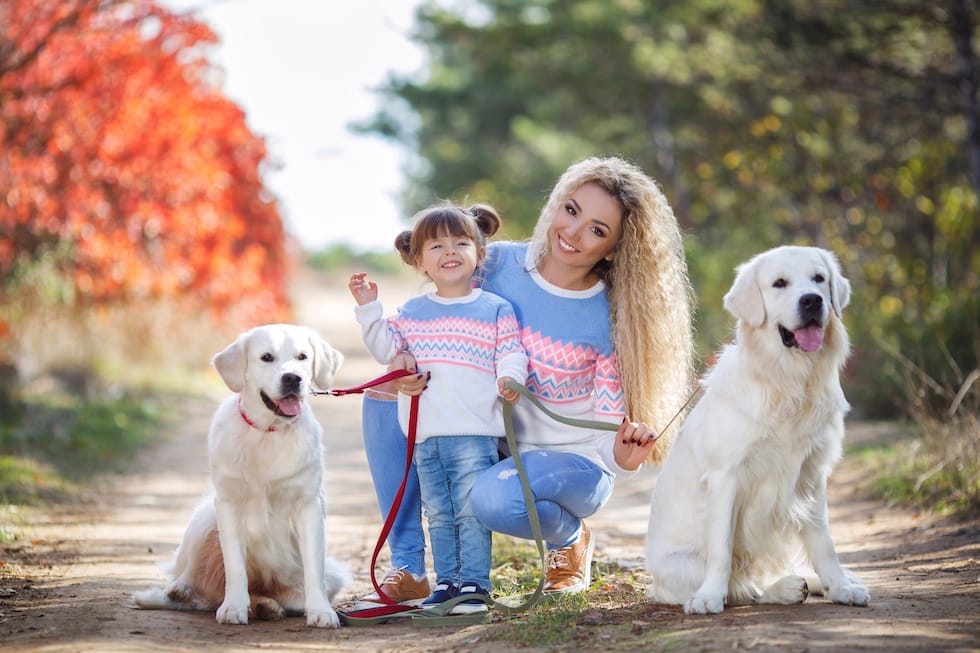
left=414, top=435, right=499, bottom=591
left=470, top=450, right=614, bottom=548
left=361, top=396, right=426, bottom=577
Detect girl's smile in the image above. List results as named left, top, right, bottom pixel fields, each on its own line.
left=419, top=233, right=482, bottom=297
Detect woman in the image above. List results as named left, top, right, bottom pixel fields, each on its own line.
left=357, top=156, right=693, bottom=604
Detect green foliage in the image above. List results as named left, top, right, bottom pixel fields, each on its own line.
left=365, top=0, right=979, bottom=416
left=0, top=240, right=77, bottom=309
left=305, top=244, right=403, bottom=275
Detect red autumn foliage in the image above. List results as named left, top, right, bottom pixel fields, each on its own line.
left=0, top=0, right=292, bottom=324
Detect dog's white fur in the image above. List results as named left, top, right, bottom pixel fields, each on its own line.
left=134, top=324, right=351, bottom=627
left=645, top=246, right=870, bottom=614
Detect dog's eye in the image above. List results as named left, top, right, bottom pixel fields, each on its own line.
left=773, top=278, right=788, bottom=288
left=297, top=353, right=308, bottom=361
left=813, top=274, right=825, bottom=283
left=261, top=353, right=274, bottom=362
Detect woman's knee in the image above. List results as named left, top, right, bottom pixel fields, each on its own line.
left=470, top=463, right=519, bottom=528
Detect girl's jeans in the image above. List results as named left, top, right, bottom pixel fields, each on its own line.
left=414, top=435, right=499, bottom=591
left=361, top=395, right=426, bottom=577
left=470, top=450, right=614, bottom=548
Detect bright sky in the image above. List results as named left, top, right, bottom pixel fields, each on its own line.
left=161, top=0, right=424, bottom=252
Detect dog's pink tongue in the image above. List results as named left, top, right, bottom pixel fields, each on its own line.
left=277, top=396, right=302, bottom=417
left=795, top=325, right=825, bottom=352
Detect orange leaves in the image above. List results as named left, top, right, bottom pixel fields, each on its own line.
left=0, top=0, right=289, bottom=326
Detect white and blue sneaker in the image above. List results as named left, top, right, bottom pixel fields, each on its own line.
left=420, top=580, right=458, bottom=608
left=450, top=581, right=490, bottom=614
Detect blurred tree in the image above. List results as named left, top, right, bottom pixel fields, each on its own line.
left=362, top=0, right=979, bottom=416
left=0, top=0, right=291, bottom=325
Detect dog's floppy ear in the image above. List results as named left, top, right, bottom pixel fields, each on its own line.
left=820, top=248, right=851, bottom=317
left=212, top=332, right=249, bottom=393
left=310, top=332, right=344, bottom=391
left=724, top=257, right=766, bottom=328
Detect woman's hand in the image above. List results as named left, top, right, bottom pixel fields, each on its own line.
left=398, top=371, right=429, bottom=396
left=389, top=351, right=428, bottom=396
left=612, top=418, right=659, bottom=471
left=497, top=376, right=521, bottom=404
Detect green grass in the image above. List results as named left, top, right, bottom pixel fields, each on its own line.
left=0, top=384, right=172, bottom=552
left=858, top=437, right=980, bottom=517
left=0, top=455, right=72, bottom=506
left=488, top=591, right=590, bottom=647
left=490, top=532, right=547, bottom=595
left=0, top=500, right=32, bottom=545
left=853, top=409, right=980, bottom=518
left=0, top=390, right=168, bottom=503
left=487, top=533, right=651, bottom=648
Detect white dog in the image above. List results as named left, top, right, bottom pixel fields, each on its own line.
left=645, top=246, right=870, bottom=614
left=134, top=324, right=351, bottom=627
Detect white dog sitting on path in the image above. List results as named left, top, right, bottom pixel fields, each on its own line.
left=134, top=324, right=351, bottom=627
left=645, top=246, right=870, bottom=614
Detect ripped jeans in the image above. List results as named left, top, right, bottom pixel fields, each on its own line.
left=469, top=449, right=614, bottom=549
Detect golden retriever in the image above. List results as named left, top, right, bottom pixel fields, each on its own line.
left=134, top=324, right=351, bottom=627
left=645, top=246, right=870, bottom=614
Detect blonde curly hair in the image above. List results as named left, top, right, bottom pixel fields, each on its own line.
left=531, top=156, right=694, bottom=462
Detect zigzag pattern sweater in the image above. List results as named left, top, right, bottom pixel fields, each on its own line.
left=478, top=241, right=629, bottom=475
left=355, top=288, right=529, bottom=441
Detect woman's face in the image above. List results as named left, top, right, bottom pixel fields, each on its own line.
left=548, top=182, right=624, bottom=271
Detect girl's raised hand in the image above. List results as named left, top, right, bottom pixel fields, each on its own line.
left=348, top=272, right=379, bottom=305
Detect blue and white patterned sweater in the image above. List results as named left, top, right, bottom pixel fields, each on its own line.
left=355, top=288, right=529, bottom=442
left=478, top=241, right=629, bottom=474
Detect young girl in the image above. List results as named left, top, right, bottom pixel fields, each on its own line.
left=349, top=203, right=528, bottom=614
left=386, top=156, right=694, bottom=594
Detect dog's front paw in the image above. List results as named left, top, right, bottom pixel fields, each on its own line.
left=760, top=575, right=809, bottom=605
left=306, top=606, right=340, bottom=628
left=828, top=582, right=870, bottom=607
left=216, top=601, right=249, bottom=625
left=685, top=592, right=725, bottom=615
left=165, top=581, right=194, bottom=603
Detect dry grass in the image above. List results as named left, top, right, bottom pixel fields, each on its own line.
left=860, top=344, right=980, bottom=517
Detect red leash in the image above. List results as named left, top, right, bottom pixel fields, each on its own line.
left=318, top=369, right=421, bottom=616
left=312, top=369, right=417, bottom=397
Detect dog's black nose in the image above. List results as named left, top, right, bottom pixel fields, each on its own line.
left=281, top=373, right=301, bottom=392
left=798, top=293, right=823, bottom=321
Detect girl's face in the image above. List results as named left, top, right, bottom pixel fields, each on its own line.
left=548, top=182, right=624, bottom=272
left=418, top=231, right=482, bottom=297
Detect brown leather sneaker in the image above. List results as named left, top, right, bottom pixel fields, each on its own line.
left=543, top=521, right=595, bottom=594
left=352, top=568, right=430, bottom=609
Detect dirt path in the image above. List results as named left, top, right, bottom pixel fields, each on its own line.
left=1, top=268, right=978, bottom=652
